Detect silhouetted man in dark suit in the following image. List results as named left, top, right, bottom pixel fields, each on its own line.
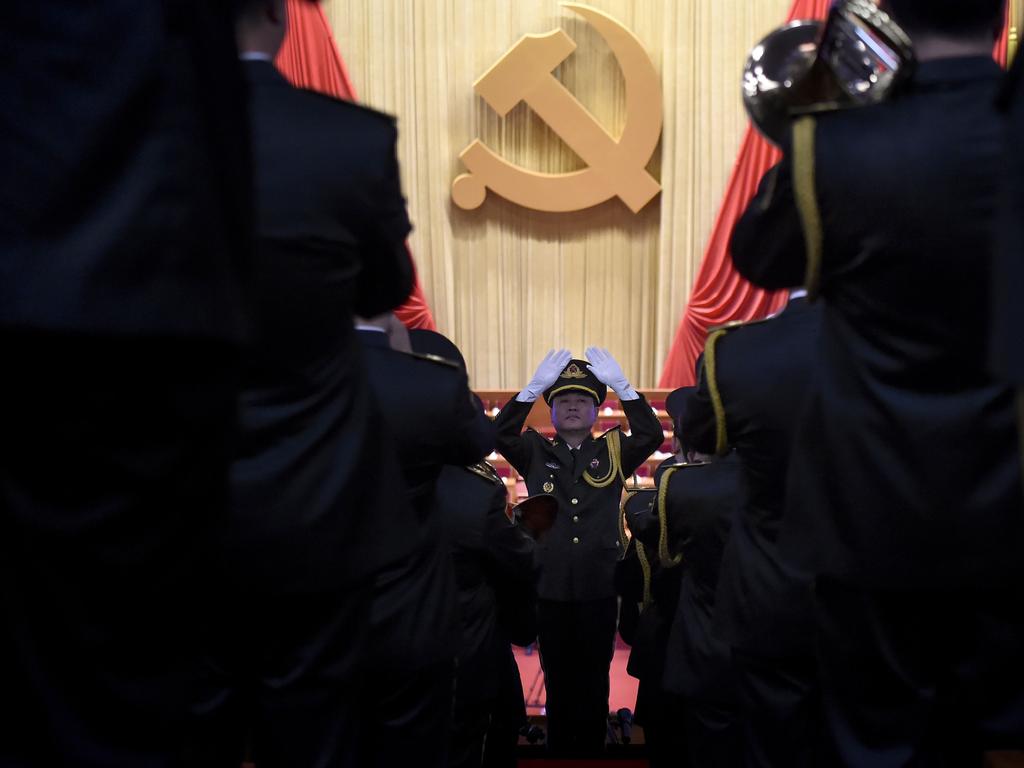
left=682, top=293, right=823, bottom=768
left=0, top=3, right=250, bottom=766
left=188, top=3, right=422, bottom=766
left=731, top=1, right=1024, bottom=762
left=356, top=319, right=494, bottom=768
left=994, top=52, right=1024, bottom=388
left=436, top=459, right=536, bottom=768
left=629, top=449, right=743, bottom=768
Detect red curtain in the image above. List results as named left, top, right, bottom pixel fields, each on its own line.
left=659, top=1, right=1016, bottom=387
left=274, top=0, right=437, bottom=330
left=658, top=0, right=833, bottom=387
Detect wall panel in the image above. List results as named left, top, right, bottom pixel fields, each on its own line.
left=324, top=0, right=791, bottom=388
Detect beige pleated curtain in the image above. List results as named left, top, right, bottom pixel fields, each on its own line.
left=323, top=0, right=793, bottom=389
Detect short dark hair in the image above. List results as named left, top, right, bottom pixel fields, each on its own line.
left=884, top=0, right=1005, bottom=36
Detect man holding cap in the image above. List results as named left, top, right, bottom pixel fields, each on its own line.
left=494, top=347, right=663, bottom=754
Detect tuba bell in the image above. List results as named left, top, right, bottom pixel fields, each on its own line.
left=742, top=0, right=916, bottom=145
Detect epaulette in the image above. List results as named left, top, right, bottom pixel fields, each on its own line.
left=404, top=351, right=461, bottom=370
left=706, top=315, right=776, bottom=335
left=702, top=329, right=734, bottom=456
left=596, top=423, right=623, bottom=441
left=792, top=116, right=823, bottom=300
left=299, top=88, right=398, bottom=125
left=466, top=460, right=503, bottom=486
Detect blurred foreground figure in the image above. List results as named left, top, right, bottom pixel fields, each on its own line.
left=188, top=2, right=422, bottom=766
left=0, top=2, right=251, bottom=766
left=731, top=0, right=1024, bottom=763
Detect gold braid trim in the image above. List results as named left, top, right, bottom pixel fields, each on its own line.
left=704, top=330, right=730, bottom=456
left=636, top=541, right=653, bottom=609
left=1017, top=388, right=1024, bottom=499
left=584, top=429, right=627, bottom=488
left=618, top=495, right=631, bottom=553
left=621, top=492, right=653, bottom=609
left=656, top=466, right=683, bottom=568
left=792, top=116, right=823, bottom=301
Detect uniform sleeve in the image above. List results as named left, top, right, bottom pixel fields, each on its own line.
left=626, top=497, right=661, bottom=552
left=353, top=121, right=415, bottom=317
left=438, top=378, right=494, bottom=466
left=494, top=398, right=535, bottom=476
left=731, top=158, right=807, bottom=290
left=680, top=374, right=719, bottom=455
left=619, top=394, right=664, bottom=476
left=485, top=484, right=539, bottom=646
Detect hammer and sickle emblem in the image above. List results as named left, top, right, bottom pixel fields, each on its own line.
left=451, top=4, right=663, bottom=214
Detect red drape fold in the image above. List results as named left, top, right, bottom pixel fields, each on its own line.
left=274, top=0, right=437, bottom=330
left=658, top=0, right=833, bottom=387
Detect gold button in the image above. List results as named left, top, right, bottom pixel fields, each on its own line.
left=572, top=537, right=580, bottom=544
left=572, top=515, right=579, bottom=523
left=571, top=498, right=578, bottom=505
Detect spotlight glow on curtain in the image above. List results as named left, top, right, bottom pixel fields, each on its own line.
left=274, top=0, right=436, bottom=330
left=658, top=0, right=1016, bottom=388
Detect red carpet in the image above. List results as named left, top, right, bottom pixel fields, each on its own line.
left=515, top=638, right=639, bottom=716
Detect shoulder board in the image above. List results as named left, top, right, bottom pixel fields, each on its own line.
left=524, top=427, right=555, bottom=444
left=466, top=461, right=503, bottom=486
left=671, top=460, right=711, bottom=469
left=707, top=315, right=776, bottom=335
left=404, top=351, right=461, bottom=370
left=596, top=424, right=623, bottom=441
left=299, top=89, right=398, bottom=124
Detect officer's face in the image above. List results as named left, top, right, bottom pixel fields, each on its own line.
left=551, top=393, right=597, bottom=433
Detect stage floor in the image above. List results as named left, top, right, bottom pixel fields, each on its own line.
left=514, top=638, right=639, bottom=717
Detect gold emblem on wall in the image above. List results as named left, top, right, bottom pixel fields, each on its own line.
left=451, top=4, right=663, bottom=214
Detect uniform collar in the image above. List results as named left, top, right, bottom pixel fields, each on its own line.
left=241, top=58, right=291, bottom=88
left=912, top=57, right=1001, bottom=88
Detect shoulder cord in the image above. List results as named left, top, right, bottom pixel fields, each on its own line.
left=703, top=330, right=730, bottom=456
left=792, top=115, right=823, bottom=301
left=620, top=495, right=653, bottom=610
left=656, top=466, right=683, bottom=568
left=584, top=429, right=628, bottom=488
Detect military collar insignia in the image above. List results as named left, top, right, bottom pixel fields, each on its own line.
left=560, top=362, right=588, bottom=379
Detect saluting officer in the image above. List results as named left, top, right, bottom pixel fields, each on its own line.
left=495, top=348, right=663, bottom=755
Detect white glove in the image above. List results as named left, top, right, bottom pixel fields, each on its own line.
left=516, top=349, right=572, bottom=402
left=586, top=346, right=638, bottom=400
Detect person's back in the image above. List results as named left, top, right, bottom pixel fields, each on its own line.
left=231, top=57, right=416, bottom=594
left=730, top=2, right=1024, bottom=762
left=733, top=13, right=1022, bottom=589
left=189, top=5, right=420, bottom=766
left=682, top=298, right=824, bottom=767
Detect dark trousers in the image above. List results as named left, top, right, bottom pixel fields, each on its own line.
left=685, top=700, right=741, bottom=768
left=360, top=540, right=458, bottom=768
left=815, top=577, right=1024, bottom=767
left=1, top=333, right=237, bottom=768
left=733, top=648, right=820, bottom=768
left=188, top=587, right=372, bottom=768
left=481, top=645, right=528, bottom=768
left=537, top=597, right=618, bottom=755
left=635, top=684, right=690, bottom=768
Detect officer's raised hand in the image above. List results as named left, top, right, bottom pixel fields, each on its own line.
left=517, top=349, right=573, bottom=402
left=585, top=346, right=639, bottom=401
